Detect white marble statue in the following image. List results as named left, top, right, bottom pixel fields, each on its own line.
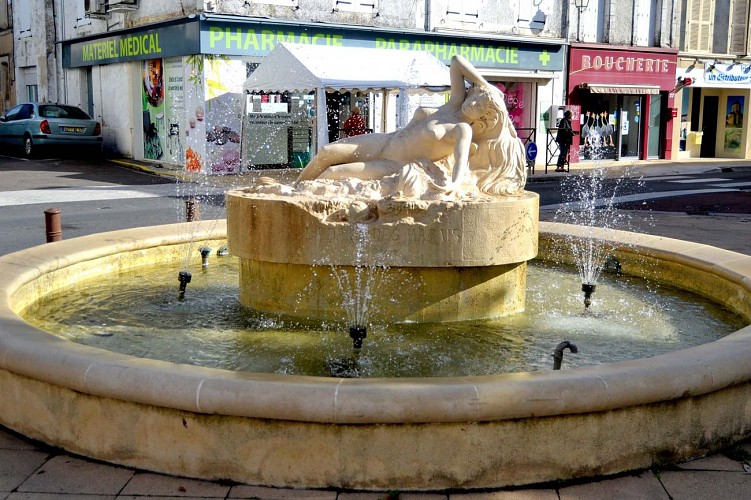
left=292, top=55, right=527, bottom=200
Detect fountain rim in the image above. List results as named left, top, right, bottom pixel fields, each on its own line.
left=1, top=219, right=750, bottom=425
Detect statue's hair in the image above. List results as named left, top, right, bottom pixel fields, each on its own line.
left=467, top=84, right=527, bottom=196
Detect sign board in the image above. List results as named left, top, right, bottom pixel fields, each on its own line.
left=525, top=142, right=538, bottom=161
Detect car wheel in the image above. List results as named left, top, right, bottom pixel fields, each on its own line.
left=23, top=135, right=33, bottom=157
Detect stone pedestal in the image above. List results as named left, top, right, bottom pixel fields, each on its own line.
left=226, top=190, right=539, bottom=323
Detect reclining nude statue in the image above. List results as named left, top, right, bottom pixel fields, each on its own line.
left=293, top=55, right=527, bottom=200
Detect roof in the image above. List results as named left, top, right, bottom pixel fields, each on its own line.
left=242, top=43, right=452, bottom=93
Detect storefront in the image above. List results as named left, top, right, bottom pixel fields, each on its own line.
left=62, top=15, right=565, bottom=173
left=566, top=44, right=679, bottom=162
left=675, top=58, right=751, bottom=160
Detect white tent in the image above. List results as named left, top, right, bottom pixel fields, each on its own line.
left=242, top=43, right=451, bottom=150
left=242, top=43, right=451, bottom=93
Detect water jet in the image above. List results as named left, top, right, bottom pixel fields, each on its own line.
left=177, top=270, right=192, bottom=300
left=582, top=282, right=596, bottom=308
left=552, top=340, right=578, bottom=370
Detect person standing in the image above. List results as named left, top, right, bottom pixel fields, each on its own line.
left=556, top=110, right=575, bottom=172
left=342, top=106, right=367, bottom=137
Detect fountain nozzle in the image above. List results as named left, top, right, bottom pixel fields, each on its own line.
left=200, top=247, right=212, bottom=267
left=178, top=271, right=192, bottom=300
left=581, top=283, right=596, bottom=308
left=552, top=340, right=578, bottom=370
left=349, top=325, right=367, bottom=349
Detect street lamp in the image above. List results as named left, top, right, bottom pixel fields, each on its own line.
left=574, top=0, right=590, bottom=41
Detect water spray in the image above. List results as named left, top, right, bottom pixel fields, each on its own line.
left=200, top=247, right=212, bottom=268
left=178, top=271, right=192, bottom=300
left=349, top=325, right=367, bottom=349
left=581, top=283, right=596, bottom=309
left=552, top=341, right=578, bottom=370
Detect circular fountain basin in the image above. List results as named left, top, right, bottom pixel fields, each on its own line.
left=1, top=220, right=750, bottom=491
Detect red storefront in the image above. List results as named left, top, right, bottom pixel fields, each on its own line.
left=567, top=44, right=679, bottom=162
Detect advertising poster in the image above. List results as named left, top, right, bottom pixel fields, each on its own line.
left=142, top=58, right=166, bottom=160
left=204, top=57, right=245, bottom=174
left=164, top=57, right=185, bottom=165
left=724, top=96, right=744, bottom=153
left=183, top=55, right=207, bottom=172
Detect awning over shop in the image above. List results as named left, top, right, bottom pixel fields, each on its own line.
left=242, top=43, right=452, bottom=93
left=242, top=43, right=451, bottom=150
left=579, top=83, right=660, bottom=94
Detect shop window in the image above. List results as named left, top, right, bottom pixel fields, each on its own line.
left=491, top=81, right=533, bottom=138
left=333, top=0, right=378, bottom=14
left=446, top=0, right=479, bottom=23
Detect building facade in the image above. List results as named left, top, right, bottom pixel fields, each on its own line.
left=11, top=0, right=732, bottom=170
left=675, top=0, right=751, bottom=160
left=0, top=1, right=14, bottom=112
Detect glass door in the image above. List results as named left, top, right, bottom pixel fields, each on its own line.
left=620, top=95, right=643, bottom=158
left=647, top=93, right=663, bottom=158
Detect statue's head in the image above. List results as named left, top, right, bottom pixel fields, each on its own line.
left=462, top=85, right=508, bottom=140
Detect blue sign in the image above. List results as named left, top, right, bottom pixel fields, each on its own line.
left=525, top=142, right=538, bottom=161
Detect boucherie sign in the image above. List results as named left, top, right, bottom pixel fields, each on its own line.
left=568, top=45, right=678, bottom=90
left=580, top=54, right=671, bottom=74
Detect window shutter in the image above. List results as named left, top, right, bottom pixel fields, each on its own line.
left=687, top=0, right=715, bottom=52
left=729, top=0, right=749, bottom=55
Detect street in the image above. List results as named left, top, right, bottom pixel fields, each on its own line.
left=0, top=154, right=227, bottom=255
left=2, top=153, right=751, bottom=256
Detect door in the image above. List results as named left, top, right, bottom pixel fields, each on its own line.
left=647, top=93, right=664, bottom=158
left=700, top=95, right=718, bottom=157
left=620, top=95, right=643, bottom=158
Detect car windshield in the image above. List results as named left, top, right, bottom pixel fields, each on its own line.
left=39, top=105, right=91, bottom=120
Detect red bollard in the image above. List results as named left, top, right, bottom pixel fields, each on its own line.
left=185, top=198, right=200, bottom=222
left=44, top=208, right=62, bottom=242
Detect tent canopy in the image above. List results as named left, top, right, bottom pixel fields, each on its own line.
left=242, top=43, right=451, bottom=93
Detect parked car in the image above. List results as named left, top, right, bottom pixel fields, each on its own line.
left=0, top=102, right=102, bottom=157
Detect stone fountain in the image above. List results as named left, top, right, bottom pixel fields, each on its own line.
left=0, top=57, right=749, bottom=491
left=228, top=54, right=536, bottom=329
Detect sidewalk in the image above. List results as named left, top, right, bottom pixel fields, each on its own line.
left=110, top=156, right=751, bottom=186
left=2, top=157, right=751, bottom=499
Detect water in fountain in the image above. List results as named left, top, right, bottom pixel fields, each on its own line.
left=20, top=256, right=744, bottom=377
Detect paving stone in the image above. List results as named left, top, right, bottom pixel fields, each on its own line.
left=449, top=489, right=557, bottom=499
left=228, top=485, right=338, bottom=499
left=118, top=472, right=230, bottom=497
left=675, top=454, right=746, bottom=471
left=15, top=455, right=133, bottom=495
left=400, top=493, right=449, bottom=500
left=658, top=469, right=751, bottom=499
left=0, top=430, right=38, bottom=451
left=337, top=493, right=394, bottom=500
left=6, top=494, right=114, bottom=500
left=559, top=471, right=669, bottom=499
left=0, top=449, right=49, bottom=491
